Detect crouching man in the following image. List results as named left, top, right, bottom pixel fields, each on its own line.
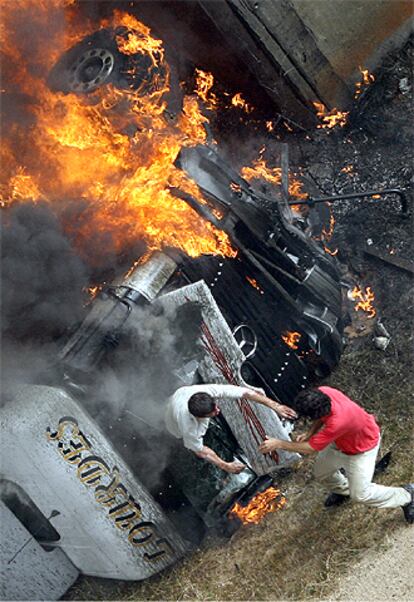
left=259, top=386, right=413, bottom=523
left=165, top=383, right=297, bottom=474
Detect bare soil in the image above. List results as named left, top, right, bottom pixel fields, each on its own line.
left=330, top=526, right=414, bottom=601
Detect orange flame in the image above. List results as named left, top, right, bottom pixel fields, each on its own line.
left=231, top=92, right=253, bottom=113
left=85, top=284, right=105, bottom=302
left=354, top=67, right=375, bottom=99
left=350, top=286, right=376, bottom=319
left=322, top=211, right=335, bottom=242
left=246, top=276, right=264, bottom=295
left=1, top=3, right=235, bottom=263
left=230, top=182, right=242, bottom=193
left=313, top=102, right=349, bottom=129
left=281, top=331, right=301, bottom=350
left=229, top=487, right=286, bottom=525
left=314, top=207, right=338, bottom=256
left=194, top=68, right=218, bottom=110
left=241, top=159, right=308, bottom=200
left=3, top=167, right=45, bottom=204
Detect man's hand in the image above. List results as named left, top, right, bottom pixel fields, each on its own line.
left=224, top=460, right=246, bottom=474
left=259, top=436, right=283, bottom=454
left=196, top=446, right=246, bottom=473
left=259, top=435, right=315, bottom=456
left=295, top=433, right=309, bottom=443
left=244, top=390, right=297, bottom=420
left=273, top=402, right=297, bottom=420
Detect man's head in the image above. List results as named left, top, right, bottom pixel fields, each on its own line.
left=293, top=388, right=331, bottom=420
left=188, top=392, right=220, bottom=418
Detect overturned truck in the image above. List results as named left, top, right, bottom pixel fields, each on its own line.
left=2, top=143, right=344, bottom=597
left=1, top=12, right=344, bottom=600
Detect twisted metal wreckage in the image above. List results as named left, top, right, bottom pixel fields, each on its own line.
left=2, top=21, right=349, bottom=600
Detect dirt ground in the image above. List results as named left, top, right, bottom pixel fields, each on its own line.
left=330, top=525, right=414, bottom=601
left=65, top=37, right=413, bottom=602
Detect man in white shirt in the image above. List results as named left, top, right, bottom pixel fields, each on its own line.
left=165, top=383, right=297, bottom=474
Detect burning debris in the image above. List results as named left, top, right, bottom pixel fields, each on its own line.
left=313, top=68, right=376, bottom=130
left=241, top=153, right=308, bottom=202
left=354, top=67, right=376, bottom=99
left=245, top=276, right=265, bottom=295
left=282, top=331, right=302, bottom=351
left=231, top=92, right=254, bottom=114
left=313, top=102, right=349, bottom=130
left=229, top=486, right=286, bottom=525
left=349, top=285, right=377, bottom=319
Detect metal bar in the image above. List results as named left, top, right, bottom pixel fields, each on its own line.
left=288, top=188, right=409, bottom=216
left=168, top=186, right=223, bottom=228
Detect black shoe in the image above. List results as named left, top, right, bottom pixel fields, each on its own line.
left=324, top=492, right=350, bottom=507
left=402, top=484, right=414, bottom=524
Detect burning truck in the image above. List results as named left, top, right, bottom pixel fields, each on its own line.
left=1, top=4, right=344, bottom=599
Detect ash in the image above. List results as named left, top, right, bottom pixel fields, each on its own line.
left=292, top=38, right=414, bottom=362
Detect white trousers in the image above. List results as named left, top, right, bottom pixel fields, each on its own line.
left=313, top=441, right=411, bottom=508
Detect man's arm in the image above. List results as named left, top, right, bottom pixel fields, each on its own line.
left=296, top=418, right=323, bottom=442
left=242, top=390, right=297, bottom=420
left=195, top=446, right=245, bottom=473
left=259, top=436, right=315, bottom=455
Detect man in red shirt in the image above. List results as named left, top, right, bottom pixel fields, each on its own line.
left=259, top=386, right=413, bottom=522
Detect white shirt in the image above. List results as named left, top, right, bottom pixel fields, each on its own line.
left=164, top=384, right=250, bottom=453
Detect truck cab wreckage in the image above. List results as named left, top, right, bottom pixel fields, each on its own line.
left=2, top=144, right=344, bottom=596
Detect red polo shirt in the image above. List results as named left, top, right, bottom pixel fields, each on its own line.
left=308, top=386, right=380, bottom=454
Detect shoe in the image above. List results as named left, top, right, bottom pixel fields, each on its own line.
left=324, top=492, right=350, bottom=507
left=402, top=484, right=414, bottom=524
left=374, top=451, right=392, bottom=476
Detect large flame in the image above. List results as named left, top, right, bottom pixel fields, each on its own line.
left=229, top=486, right=286, bottom=525
left=1, top=2, right=235, bottom=261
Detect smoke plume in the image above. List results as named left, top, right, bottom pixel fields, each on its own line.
left=1, top=202, right=90, bottom=399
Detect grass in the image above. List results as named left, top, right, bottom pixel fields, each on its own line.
left=65, top=323, right=414, bottom=601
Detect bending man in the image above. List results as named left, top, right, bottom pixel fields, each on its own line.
left=259, top=386, right=413, bottom=523
left=165, top=383, right=297, bottom=474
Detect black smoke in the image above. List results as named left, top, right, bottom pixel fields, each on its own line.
left=1, top=202, right=89, bottom=341
left=1, top=201, right=90, bottom=399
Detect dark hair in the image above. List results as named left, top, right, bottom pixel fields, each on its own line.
left=293, top=388, right=331, bottom=420
left=188, top=393, right=216, bottom=417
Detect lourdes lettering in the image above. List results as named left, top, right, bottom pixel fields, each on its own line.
left=46, top=416, right=173, bottom=561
